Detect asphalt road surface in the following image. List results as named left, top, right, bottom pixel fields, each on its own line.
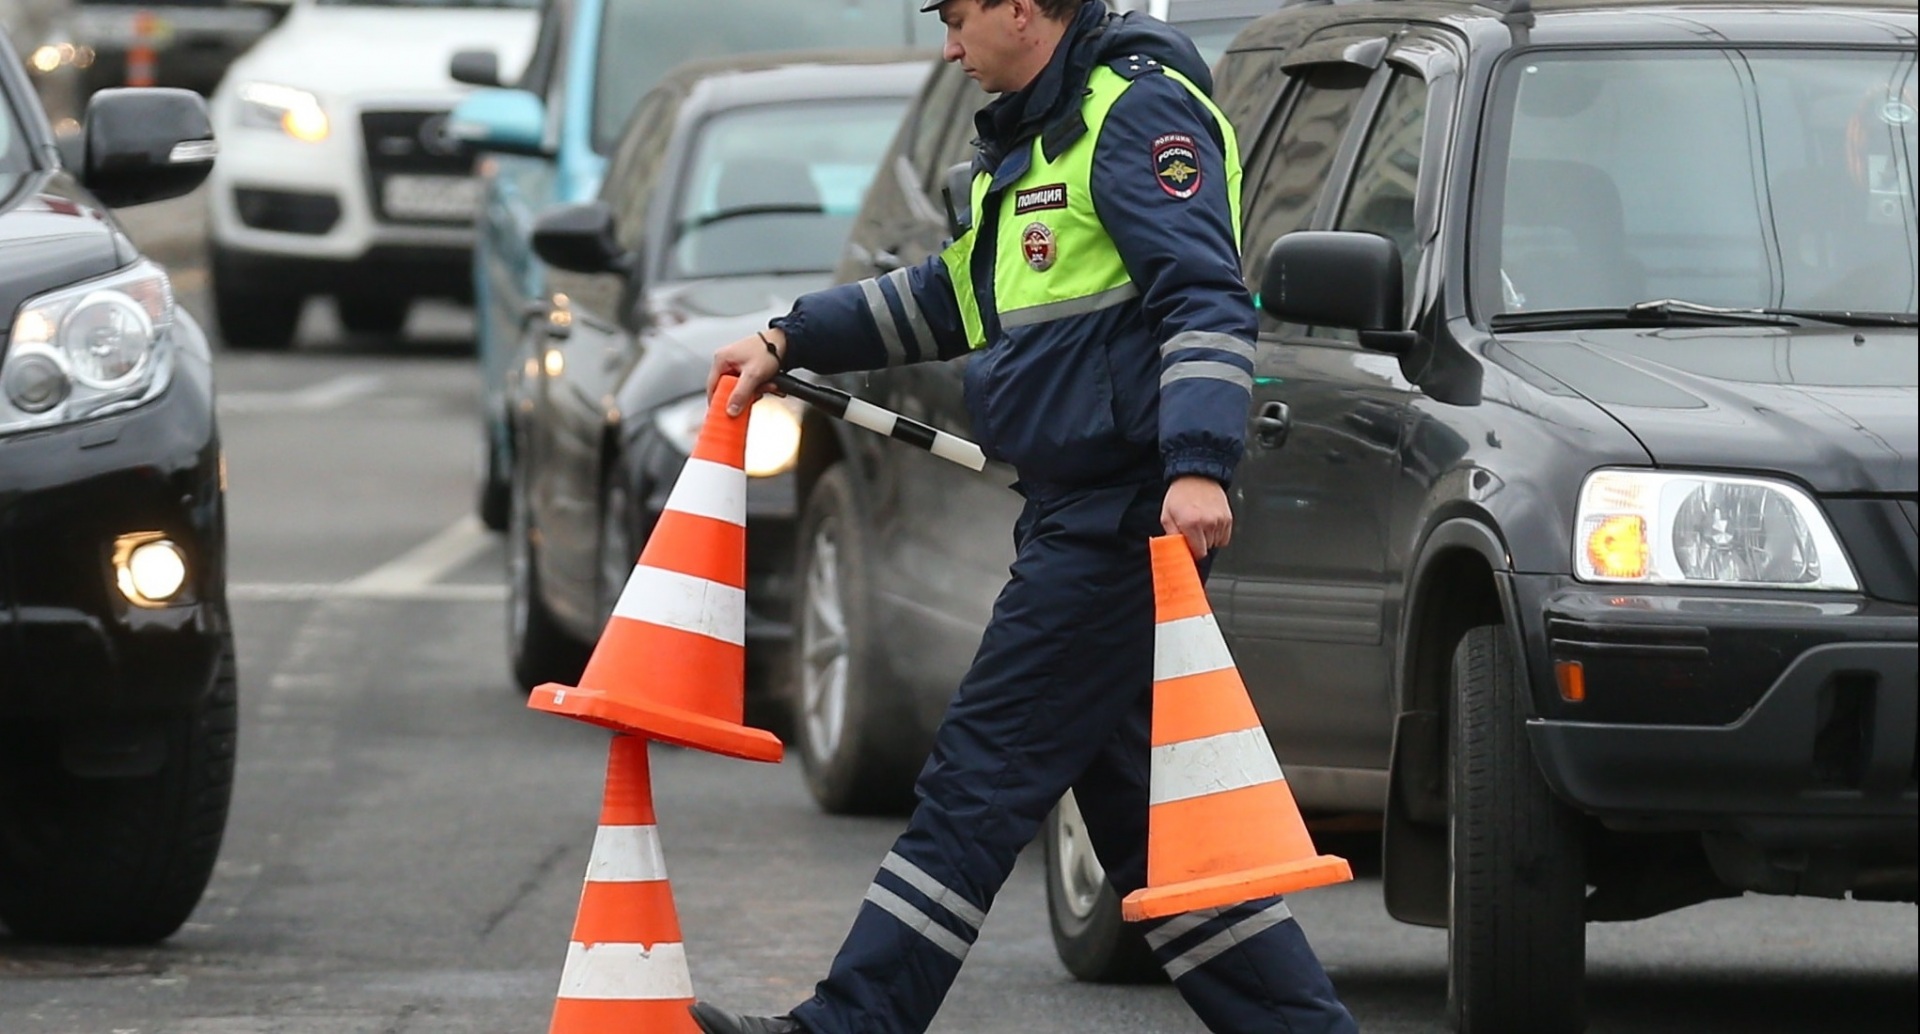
left=0, top=202, right=1914, bottom=1034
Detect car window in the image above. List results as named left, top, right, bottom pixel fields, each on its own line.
left=1334, top=72, right=1428, bottom=310
left=1241, top=63, right=1374, bottom=290
left=592, top=0, right=944, bottom=153
left=665, top=96, right=910, bottom=279
left=907, top=62, right=973, bottom=187
left=0, top=83, right=27, bottom=173
left=517, top=0, right=570, bottom=98
left=604, top=91, right=679, bottom=251
left=1481, top=47, right=1919, bottom=317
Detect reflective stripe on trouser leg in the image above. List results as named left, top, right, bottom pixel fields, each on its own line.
left=790, top=485, right=1164, bottom=1034
left=1142, top=896, right=1358, bottom=1034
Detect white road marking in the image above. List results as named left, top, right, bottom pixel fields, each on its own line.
left=231, top=516, right=502, bottom=602
left=218, top=373, right=386, bottom=414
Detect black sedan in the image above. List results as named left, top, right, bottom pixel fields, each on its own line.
left=502, top=50, right=931, bottom=699
left=0, top=36, right=230, bottom=943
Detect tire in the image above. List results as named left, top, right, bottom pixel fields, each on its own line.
left=506, top=452, right=591, bottom=693
left=336, top=295, right=410, bottom=338
left=791, top=465, right=919, bottom=815
left=0, top=633, right=239, bottom=944
left=211, top=247, right=301, bottom=351
left=1447, top=624, right=1587, bottom=1034
left=476, top=433, right=510, bottom=531
left=1043, top=792, right=1164, bottom=984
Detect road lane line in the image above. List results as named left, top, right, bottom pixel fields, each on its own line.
left=218, top=373, right=386, bottom=414
left=345, top=515, right=493, bottom=595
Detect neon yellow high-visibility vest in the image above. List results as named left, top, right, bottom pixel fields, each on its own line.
left=942, top=65, right=1242, bottom=350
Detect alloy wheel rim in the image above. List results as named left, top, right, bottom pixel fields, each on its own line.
left=1054, top=790, right=1105, bottom=920
left=800, top=518, right=850, bottom=762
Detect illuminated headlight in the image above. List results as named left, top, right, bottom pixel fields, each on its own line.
left=652, top=394, right=803, bottom=477
left=1574, top=469, right=1858, bottom=590
left=113, top=534, right=189, bottom=607
left=2, top=261, right=174, bottom=435
left=237, top=82, right=330, bottom=142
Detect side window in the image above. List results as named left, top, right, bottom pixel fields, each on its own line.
left=1334, top=72, right=1429, bottom=301
left=905, top=64, right=970, bottom=182
left=1241, top=63, right=1374, bottom=289
left=516, top=0, right=569, bottom=99
left=603, top=93, right=677, bottom=251
left=1213, top=49, right=1293, bottom=164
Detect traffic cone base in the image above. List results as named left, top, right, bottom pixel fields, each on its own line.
left=532, top=682, right=783, bottom=763
left=1123, top=855, right=1354, bottom=921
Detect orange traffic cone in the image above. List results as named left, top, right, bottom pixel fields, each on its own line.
left=530, top=376, right=783, bottom=763
left=1121, top=535, right=1352, bottom=921
left=126, top=10, right=158, bottom=88
left=547, top=734, right=701, bottom=1033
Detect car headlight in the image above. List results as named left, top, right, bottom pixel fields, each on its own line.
left=1574, top=469, right=1858, bottom=591
left=652, top=393, right=803, bottom=478
left=237, top=82, right=330, bottom=143
left=2, top=260, right=175, bottom=435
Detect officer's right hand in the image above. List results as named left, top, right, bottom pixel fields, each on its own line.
left=707, top=328, right=787, bottom=416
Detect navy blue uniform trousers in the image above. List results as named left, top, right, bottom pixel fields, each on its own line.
left=788, top=481, right=1357, bottom=1034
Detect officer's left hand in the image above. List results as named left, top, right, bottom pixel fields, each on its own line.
left=1162, top=476, right=1233, bottom=559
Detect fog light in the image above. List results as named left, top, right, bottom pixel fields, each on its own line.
left=114, top=534, right=188, bottom=606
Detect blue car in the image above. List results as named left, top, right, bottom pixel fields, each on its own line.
left=448, top=0, right=941, bottom=527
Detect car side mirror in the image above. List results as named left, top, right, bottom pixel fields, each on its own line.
left=941, top=161, right=973, bottom=239
left=448, top=88, right=548, bottom=157
left=1259, top=230, right=1417, bottom=355
left=532, top=201, right=624, bottom=274
left=450, top=49, right=501, bottom=88
left=78, top=88, right=216, bottom=209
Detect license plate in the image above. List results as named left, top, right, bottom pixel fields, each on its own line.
left=381, top=175, right=480, bottom=222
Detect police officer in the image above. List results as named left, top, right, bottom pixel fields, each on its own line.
left=691, top=2, right=1357, bottom=1032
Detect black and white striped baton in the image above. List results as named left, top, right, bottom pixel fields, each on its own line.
left=771, top=372, right=987, bottom=471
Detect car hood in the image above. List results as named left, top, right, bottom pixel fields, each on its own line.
left=226, top=6, right=537, bottom=100
left=1500, top=326, right=1918, bottom=494
left=0, top=174, right=124, bottom=331
left=620, top=273, right=829, bottom=416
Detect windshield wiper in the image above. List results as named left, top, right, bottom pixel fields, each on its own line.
left=674, top=203, right=827, bottom=240
left=1490, top=300, right=1799, bottom=331
left=1746, top=307, right=1919, bottom=328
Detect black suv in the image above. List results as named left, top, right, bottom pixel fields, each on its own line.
left=0, top=34, right=233, bottom=944
left=791, top=1, right=1918, bottom=1030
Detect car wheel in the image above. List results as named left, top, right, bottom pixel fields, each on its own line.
left=476, top=433, right=510, bottom=531
left=336, top=294, right=410, bottom=339
left=211, top=246, right=300, bottom=351
left=506, top=453, right=590, bottom=693
left=1447, top=624, right=1587, bottom=1034
left=1044, top=791, right=1164, bottom=984
left=792, top=464, right=918, bottom=815
left=0, top=632, right=238, bottom=943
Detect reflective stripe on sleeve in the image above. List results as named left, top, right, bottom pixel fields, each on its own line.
left=1161, top=360, right=1253, bottom=392
left=1161, top=330, right=1255, bottom=362
left=860, top=279, right=911, bottom=366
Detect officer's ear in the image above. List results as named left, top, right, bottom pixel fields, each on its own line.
left=942, top=162, right=974, bottom=238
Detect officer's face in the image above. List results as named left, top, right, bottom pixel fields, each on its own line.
left=938, top=0, right=1042, bottom=94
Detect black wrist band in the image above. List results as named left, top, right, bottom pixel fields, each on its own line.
left=757, top=331, right=784, bottom=371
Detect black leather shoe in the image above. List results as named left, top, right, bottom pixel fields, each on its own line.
left=687, top=1001, right=804, bottom=1034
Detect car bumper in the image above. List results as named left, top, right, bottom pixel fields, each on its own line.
left=0, top=348, right=228, bottom=723
left=1511, top=577, right=1917, bottom=848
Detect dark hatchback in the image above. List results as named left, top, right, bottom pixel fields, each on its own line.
left=792, top=1, right=1917, bottom=1029
left=0, top=35, right=231, bottom=943
left=499, top=51, right=929, bottom=696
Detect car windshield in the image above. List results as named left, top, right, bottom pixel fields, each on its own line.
left=1479, top=48, right=1918, bottom=321
left=595, top=0, right=939, bottom=152
left=667, top=96, right=909, bottom=280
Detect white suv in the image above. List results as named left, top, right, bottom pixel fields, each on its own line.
left=207, top=0, right=536, bottom=349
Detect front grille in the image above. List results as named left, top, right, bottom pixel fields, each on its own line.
left=234, top=188, right=340, bottom=235
left=360, top=109, right=477, bottom=226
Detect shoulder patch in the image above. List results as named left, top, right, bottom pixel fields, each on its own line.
left=1108, top=53, right=1167, bottom=81
left=1152, top=133, right=1202, bottom=200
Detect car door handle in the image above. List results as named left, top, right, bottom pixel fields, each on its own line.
left=1254, top=401, right=1291, bottom=448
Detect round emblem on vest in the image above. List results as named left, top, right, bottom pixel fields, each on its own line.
left=1022, top=221, right=1057, bottom=272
